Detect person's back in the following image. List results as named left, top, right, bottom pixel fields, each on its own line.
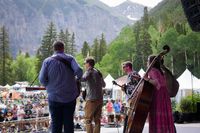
left=84, top=68, right=104, bottom=100
left=40, top=53, right=81, bottom=103
left=113, top=101, right=121, bottom=114
left=39, top=41, right=83, bottom=133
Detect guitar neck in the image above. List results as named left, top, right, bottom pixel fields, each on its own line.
left=112, top=81, right=123, bottom=88
left=115, top=84, right=123, bottom=88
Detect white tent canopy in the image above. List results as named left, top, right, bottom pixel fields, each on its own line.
left=104, top=74, right=114, bottom=90
left=4, top=84, right=11, bottom=90
left=104, top=74, right=122, bottom=100
left=176, top=69, right=200, bottom=103
left=138, top=68, right=145, bottom=77
left=177, top=69, right=200, bottom=90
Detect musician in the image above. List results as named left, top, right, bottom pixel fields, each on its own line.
left=121, top=61, right=140, bottom=102
left=39, top=41, right=83, bottom=133
left=120, top=61, right=140, bottom=133
left=81, top=57, right=105, bottom=133
left=144, top=55, right=175, bottom=133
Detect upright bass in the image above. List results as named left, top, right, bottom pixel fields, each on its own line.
left=125, top=45, right=170, bottom=133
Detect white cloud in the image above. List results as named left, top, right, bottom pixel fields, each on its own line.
left=99, top=0, right=163, bottom=7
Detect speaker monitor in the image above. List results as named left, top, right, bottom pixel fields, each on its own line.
left=181, top=0, right=200, bottom=32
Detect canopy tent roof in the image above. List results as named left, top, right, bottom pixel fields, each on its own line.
left=177, top=69, right=200, bottom=90
left=4, top=84, right=11, bottom=89
left=115, top=75, right=127, bottom=86
left=138, top=68, right=145, bottom=77
left=104, top=74, right=114, bottom=89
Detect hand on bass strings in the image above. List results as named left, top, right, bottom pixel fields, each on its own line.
left=121, top=84, right=127, bottom=92
left=143, top=74, right=149, bottom=82
left=143, top=75, right=156, bottom=87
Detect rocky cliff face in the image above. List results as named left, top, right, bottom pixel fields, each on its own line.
left=0, top=0, right=144, bottom=56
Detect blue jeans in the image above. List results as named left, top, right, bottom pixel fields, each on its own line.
left=48, top=99, right=76, bottom=133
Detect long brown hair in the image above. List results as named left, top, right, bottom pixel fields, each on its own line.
left=148, top=55, right=164, bottom=75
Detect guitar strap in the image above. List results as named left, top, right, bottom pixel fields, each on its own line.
left=52, top=55, right=81, bottom=98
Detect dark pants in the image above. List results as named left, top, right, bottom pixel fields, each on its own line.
left=123, top=115, right=128, bottom=133
left=49, top=100, right=76, bottom=133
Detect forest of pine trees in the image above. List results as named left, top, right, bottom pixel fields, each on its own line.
left=0, top=22, right=107, bottom=85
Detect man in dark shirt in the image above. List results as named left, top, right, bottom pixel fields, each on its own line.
left=81, top=57, right=105, bottom=133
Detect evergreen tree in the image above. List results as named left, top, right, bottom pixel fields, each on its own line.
left=133, top=22, right=143, bottom=70
left=175, top=23, right=187, bottom=35
left=99, top=33, right=107, bottom=62
left=64, top=29, right=71, bottom=54
left=70, top=32, right=76, bottom=56
left=36, top=22, right=57, bottom=73
left=139, top=7, right=153, bottom=68
left=81, top=41, right=90, bottom=58
left=139, top=30, right=152, bottom=68
left=91, top=38, right=99, bottom=63
left=0, top=26, right=13, bottom=85
left=142, top=7, right=150, bottom=30
left=35, top=49, right=42, bottom=76
left=25, top=52, right=30, bottom=58
left=58, top=29, right=65, bottom=42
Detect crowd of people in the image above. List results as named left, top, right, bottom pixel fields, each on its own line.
left=0, top=92, right=48, bottom=122
left=0, top=95, right=126, bottom=132
left=0, top=92, right=50, bottom=132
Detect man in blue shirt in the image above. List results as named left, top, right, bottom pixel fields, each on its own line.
left=113, top=100, right=121, bottom=114
left=39, top=41, right=83, bottom=133
left=113, top=100, right=121, bottom=124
